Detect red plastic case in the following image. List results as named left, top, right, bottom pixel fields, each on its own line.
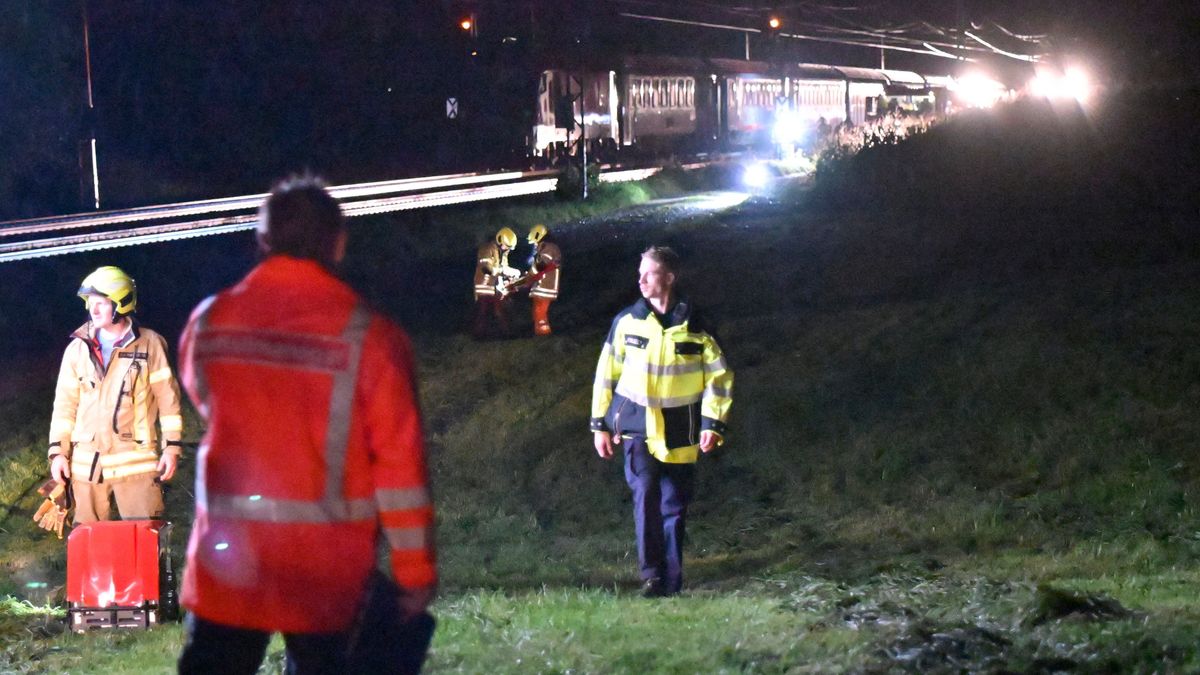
left=66, top=520, right=177, bottom=632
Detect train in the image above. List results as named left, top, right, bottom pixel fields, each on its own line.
left=530, top=56, right=953, bottom=163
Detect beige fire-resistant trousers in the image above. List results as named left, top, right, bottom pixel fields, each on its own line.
left=72, top=475, right=165, bottom=524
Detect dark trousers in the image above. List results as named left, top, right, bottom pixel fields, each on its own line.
left=623, top=435, right=695, bottom=594
left=178, top=613, right=350, bottom=675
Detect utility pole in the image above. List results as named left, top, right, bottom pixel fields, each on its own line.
left=79, top=0, right=100, bottom=210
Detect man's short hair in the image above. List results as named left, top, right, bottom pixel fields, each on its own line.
left=641, top=245, right=680, bottom=275
left=257, top=174, right=345, bottom=263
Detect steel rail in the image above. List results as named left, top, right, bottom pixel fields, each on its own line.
left=0, top=166, right=665, bottom=263
left=0, top=169, right=559, bottom=238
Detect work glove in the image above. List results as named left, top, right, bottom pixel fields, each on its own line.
left=32, top=479, right=72, bottom=539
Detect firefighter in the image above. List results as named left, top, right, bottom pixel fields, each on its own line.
left=590, top=246, right=734, bottom=598
left=47, top=265, right=185, bottom=525
left=472, top=227, right=519, bottom=338
left=177, top=176, right=436, bottom=673
left=524, top=224, right=562, bottom=336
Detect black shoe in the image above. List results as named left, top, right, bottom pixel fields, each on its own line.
left=640, top=578, right=666, bottom=598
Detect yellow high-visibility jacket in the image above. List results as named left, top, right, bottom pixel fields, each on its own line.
left=590, top=297, right=733, bottom=463
left=49, top=322, right=184, bottom=483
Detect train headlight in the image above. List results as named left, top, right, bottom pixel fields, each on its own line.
left=1028, top=66, right=1092, bottom=104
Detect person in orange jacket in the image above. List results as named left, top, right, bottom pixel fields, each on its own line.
left=177, top=176, right=436, bottom=674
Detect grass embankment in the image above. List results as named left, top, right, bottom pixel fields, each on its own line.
left=4, top=91, right=1200, bottom=672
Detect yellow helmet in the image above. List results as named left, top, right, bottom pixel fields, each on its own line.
left=528, top=224, right=549, bottom=245
left=496, top=227, right=517, bottom=249
left=78, top=266, right=137, bottom=316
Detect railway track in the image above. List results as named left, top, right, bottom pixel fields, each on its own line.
left=0, top=166, right=663, bottom=263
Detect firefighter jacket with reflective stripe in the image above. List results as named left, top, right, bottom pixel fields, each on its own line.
left=49, top=322, right=184, bottom=483
left=590, top=297, right=733, bottom=463
left=178, top=255, right=436, bottom=634
left=474, top=241, right=511, bottom=299
left=529, top=239, right=562, bottom=300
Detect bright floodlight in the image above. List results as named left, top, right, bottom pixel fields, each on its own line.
left=742, top=163, right=771, bottom=189
left=1062, top=67, right=1091, bottom=103
left=953, top=73, right=1005, bottom=108
left=772, top=109, right=804, bottom=147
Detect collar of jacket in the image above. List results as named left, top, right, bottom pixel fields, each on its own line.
left=70, top=319, right=140, bottom=348
left=243, top=254, right=350, bottom=294
left=632, top=296, right=691, bottom=329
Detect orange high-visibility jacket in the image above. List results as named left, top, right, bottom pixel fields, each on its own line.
left=178, top=256, right=435, bottom=634
left=49, top=322, right=184, bottom=482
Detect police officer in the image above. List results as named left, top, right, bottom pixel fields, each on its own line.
left=590, top=246, right=734, bottom=597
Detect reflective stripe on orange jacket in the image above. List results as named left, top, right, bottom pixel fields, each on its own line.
left=178, top=256, right=435, bottom=634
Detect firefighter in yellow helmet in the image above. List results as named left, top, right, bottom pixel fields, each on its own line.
left=472, top=227, right=520, bottom=338
left=47, top=266, right=185, bottom=525
left=523, top=224, right=562, bottom=336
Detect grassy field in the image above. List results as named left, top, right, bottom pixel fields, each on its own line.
left=3, top=90, right=1200, bottom=673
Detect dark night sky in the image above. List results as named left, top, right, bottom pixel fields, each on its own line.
left=1, top=0, right=1197, bottom=218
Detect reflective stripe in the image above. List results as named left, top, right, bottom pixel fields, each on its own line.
left=200, top=303, right=380, bottom=526
left=72, top=453, right=159, bottom=479
left=705, top=385, right=732, bottom=399
left=189, top=295, right=218, bottom=418
left=195, top=329, right=349, bottom=372
left=594, top=377, right=616, bottom=390
left=160, top=414, right=183, bottom=432
left=706, top=355, right=730, bottom=373
left=99, top=450, right=159, bottom=467
left=324, top=304, right=370, bottom=501
left=598, top=343, right=624, bottom=365
left=614, top=384, right=701, bottom=409
left=104, top=462, right=161, bottom=479
left=376, top=487, right=430, bottom=511
left=647, top=362, right=704, bottom=376
left=207, top=493, right=377, bottom=523
left=50, top=419, right=74, bottom=436
left=384, top=526, right=428, bottom=551
left=148, top=367, right=174, bottom=384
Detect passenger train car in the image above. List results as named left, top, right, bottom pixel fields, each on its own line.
left=531, top=56, right=951, bottom=161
